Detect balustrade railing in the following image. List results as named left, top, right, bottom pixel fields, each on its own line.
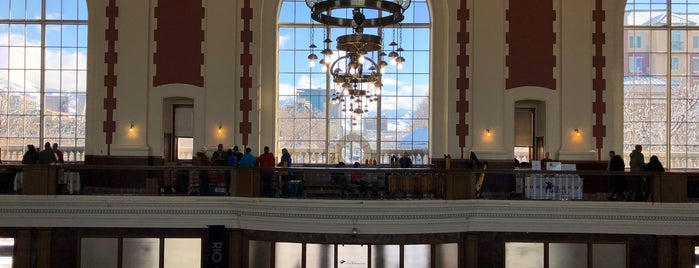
left=0, top=164, right=697, bottom=203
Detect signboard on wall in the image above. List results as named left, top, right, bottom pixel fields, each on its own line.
left=208, top=225, right=228, bottom=268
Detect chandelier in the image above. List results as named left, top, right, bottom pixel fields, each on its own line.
left=305, top=0, right=411, bottom=125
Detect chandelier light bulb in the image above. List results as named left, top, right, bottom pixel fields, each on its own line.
left=321, top=64, right=328, bottom=72
left=305, top=1, right=411, bottom=123
left=396, top=56, right=405, bottom=70
left=308, top=53, right=318, bottom=68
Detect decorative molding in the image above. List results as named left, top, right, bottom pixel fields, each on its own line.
left=592, top=0, right=607, bottom=160
left=1, top=196, right=698, bottom=236
left=103, top=0, right=118, bottom=155
left=239, top=0, right=253, bottom=146
left=153, top=0, right=205, bottom=87
left=456, top=0, right=470, bottom=158
left=505, top=0, right=556, bottom=90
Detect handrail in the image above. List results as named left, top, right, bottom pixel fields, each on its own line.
left=0, top=164, right=697, bottom=203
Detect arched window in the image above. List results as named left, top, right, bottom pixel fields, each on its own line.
left=0, top=0, right=87, bottom=162
left=278, top=0, right=431, bottom=165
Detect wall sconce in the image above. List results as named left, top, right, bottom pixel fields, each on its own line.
left=129, top=123, right=134, bottom=132
left=574, top=128, right=581, bottom=136
left=486, top=128, right=491, bottom=136
left=218, top=124, right=222, bottom=133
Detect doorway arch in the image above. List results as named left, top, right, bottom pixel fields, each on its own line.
left=514, top=100, right=547, bottom=163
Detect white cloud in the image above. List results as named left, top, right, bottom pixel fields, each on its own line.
left=279, top=82, right=295, bottom=95
left=279, top=34, right=291, bottom=49
left=1, top=32, right=86, bottom=91
left=381, top=97, right=397, bottom=110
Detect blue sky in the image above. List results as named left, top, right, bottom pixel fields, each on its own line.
left=0, top=0, right=87, bottom=21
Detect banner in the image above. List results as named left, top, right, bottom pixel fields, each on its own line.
left=208, top=225, right=228, bottom=268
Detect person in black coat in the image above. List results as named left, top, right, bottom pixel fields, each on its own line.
left=607, top=155, right=626, bottom=201
left=21, top=144, right=39, bottom=164
left=644, top=155, right=665, bottom=172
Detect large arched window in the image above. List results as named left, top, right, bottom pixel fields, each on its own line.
left=278, top=0, right=430, bottom=165
left=623, top=1, right=699, bottom=168
left=0, top=0, right=87, bottom=162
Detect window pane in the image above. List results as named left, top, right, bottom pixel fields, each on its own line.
left=592, top=244, right=626, bottom=268
left=505, top=242, right=543, bottom=268
left=404, top=244, right=430, bottom=268
left=163, top=238, right=201, bottom=268
left=306, top=243, right=334, bottom=268
left=337, top=244, right=368, bottom=268
left=275, top=242, right=301, bottom=268
left=122, top=238, right=160, bottom=268
left=80, top=238, right=118, bottom=268
left=177, top=137, right=193, bottom=160
left=434, top=243, right=458, bottom=268
left=0, top=238, right=14, bottom=268
left=248, top=240, right=271, bottom=268
left=549, top=243, right=587, bottom=268
left=372, top=245, right=399, bottom=268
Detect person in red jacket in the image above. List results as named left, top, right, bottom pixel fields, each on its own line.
left=256, top=146, right=276, bottom=197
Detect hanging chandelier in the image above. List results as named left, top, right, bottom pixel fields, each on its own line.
left=305, top=0, right=410, bottom=124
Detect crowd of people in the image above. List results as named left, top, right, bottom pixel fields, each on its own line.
left=21, top=142, right=65, bottom=165
left=607, top=145, right=665, bottom=201
left=195, top=144, right=292, bottom=196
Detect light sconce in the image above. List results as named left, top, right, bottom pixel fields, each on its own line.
left=486, top=128, right=491, bottom=136
left=129, top=123, right=134, bottom=132
left=218, top=124, right=222, bottom=133
left=574, top=128, right=581, bottom=136
left=351, top=227, right=358, bottom=236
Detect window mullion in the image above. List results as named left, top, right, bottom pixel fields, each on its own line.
left=39, top=0, right=46, bottom=144
left=667, top=1, right=673, bottom=167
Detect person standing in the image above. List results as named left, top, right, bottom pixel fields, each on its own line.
left=607, top=150, right=616, bottom=170
left=21, top=144, right=39, bottom=164
left=277, top=148, right=294, bottom=194
left=607, top=154, right=626, bottom=201
left=224, top=149, right=238, bottom=195
left=38, top=142, right=57, bottom=164
left=211, top=144, right=226, bottom=166
left=232, top=146, right=244, bottom=165
left=642, top=155, right=665, bottom=201
left=194, top=150, right=211, bottom=196
left=629, top=145, right=646, bottom=201
left=52, top=143, right=64, bottom=163
left=278, top=148, right=292, bottom=168
left=239, top=147, right=257, bottom=167
left=644, top=155, right=665, bottom=172
left=629, top=145, right=645, bottom=171
left=256, top=146, right=276, bottom=197
left=399, top=152, right=413, bottom=168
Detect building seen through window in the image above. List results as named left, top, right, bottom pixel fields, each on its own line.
left=624, top=1, right=699, bottom=168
